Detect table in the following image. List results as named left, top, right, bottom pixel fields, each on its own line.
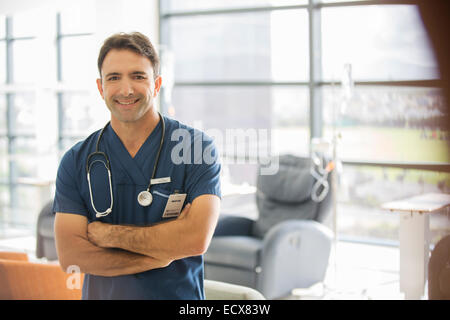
left=382, top=193, right=450, bottom=300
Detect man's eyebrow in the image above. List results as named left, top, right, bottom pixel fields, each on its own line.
left=104, top=71, right=149, bottom=78
left=130, top=71, right=148, bottom=75
left=105, top=72, right=121, bottom=78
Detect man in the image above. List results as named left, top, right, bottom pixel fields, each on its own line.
left=53, top=32, right=221, bottom=299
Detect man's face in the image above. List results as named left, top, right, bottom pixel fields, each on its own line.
left=96, top=49, right=161, bottom=123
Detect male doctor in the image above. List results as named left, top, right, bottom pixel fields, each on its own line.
left=53, top=32, right=221, bottom=299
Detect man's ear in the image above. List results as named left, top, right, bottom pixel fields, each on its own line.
left=153, top=76, right=162, bottom=97
left=96, top=78, right=104, bottom=99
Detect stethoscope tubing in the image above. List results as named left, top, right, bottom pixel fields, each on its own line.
left=86, top=112, right=165, bottom=217
left=87, top=159, right=114, bottom=217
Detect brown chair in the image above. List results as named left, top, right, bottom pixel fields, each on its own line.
left=0, top=251, right=29, bottom=262
left=428, top=235, right=450, bottom=300
left=0, top=251, right=83, bottom=300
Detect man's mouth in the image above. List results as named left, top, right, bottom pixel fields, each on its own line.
left=115, top=98, right=140, bottom=106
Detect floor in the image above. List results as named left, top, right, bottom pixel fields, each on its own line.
left=219, top=193, right=417, bottom=300
left=289, top=241, right=407, bottom=300
left=0, top=226, right=418, bottom=300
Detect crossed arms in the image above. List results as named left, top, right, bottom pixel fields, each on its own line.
left=54, top=194, right=220, bottom=277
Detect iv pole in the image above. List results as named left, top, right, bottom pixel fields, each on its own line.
left=330, top=63, right=353, bottom=293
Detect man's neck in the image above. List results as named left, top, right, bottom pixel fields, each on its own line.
left=110, top=109, right=160, bottom=158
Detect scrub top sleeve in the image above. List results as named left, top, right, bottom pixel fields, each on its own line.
left=184, top=134, right=222, bottom=204
left=53, top=149, right=88, bottom=216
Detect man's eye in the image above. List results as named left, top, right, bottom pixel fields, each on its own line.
left=135, top=75, right=146, bottom=80
left=108, top=76, right=119, bottom=81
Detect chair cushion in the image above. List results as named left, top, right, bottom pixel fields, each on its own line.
left=252, top=196, right=318, bottom=238
left=252, top=155, right=320, bottom=238
left=204, top=236, right=262, bottom=270
left=257, top=155, right=313, bottom=204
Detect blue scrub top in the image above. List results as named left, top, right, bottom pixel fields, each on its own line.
left=53, top=115, right=221, bottom=300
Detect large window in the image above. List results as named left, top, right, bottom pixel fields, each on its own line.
left=321, top=5, right=438, bottom=81
left=160, top=0, right=308, bottom=12
left=320, top=3, right=449, bottom=245
left=56, top=7, right=107, bottom=152
left=160, top=1, right=311, bottom=188
left=0, top=1, right=157, bottom=232
left=162, top=10, right=309, bottom=82
left=160, top=0, right=450, bottom=246
left=0, top=6, right=106, bottom=229
left=0, top=1, right=448, bottom=245
left=0, top=14, right=39, bottom=227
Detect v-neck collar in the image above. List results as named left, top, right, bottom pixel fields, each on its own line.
left=103, top=120, right=163, bottom=186
left=133, top=119, right=163, bottom=168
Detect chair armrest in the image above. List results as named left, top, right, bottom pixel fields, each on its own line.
left=262, top=219, right=333, bottom=248
left=258, top=219, right=333, bottom=299
left=213, top=215, right=255, bottom=237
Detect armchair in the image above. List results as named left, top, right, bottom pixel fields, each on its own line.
left=0, top=251, right=83, bottom=300
left=36, top=200, right=57, bottom=261
left=204, top=155, right=334, bottom=299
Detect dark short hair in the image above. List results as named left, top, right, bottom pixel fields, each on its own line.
left=97, top=32, right=160, bottom=78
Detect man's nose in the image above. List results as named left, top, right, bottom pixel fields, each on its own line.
left=119, top=80, right=134, bottom=96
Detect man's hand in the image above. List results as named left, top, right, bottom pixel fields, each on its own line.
left=176, top=203, right=191, bottom=220
left=87, top=221, right=112, bottom=248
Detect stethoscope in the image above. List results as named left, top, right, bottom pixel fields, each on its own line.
left=86, top=113, right=165, bottom=218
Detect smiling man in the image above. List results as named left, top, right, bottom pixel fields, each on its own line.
left=53, top=32, right=221, bottom=300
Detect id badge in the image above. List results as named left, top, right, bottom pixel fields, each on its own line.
left=162, top=193, right=187, bottom=218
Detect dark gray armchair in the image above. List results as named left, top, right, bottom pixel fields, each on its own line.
left=204, top=155, right=334, bottom=299
left=36, top=200, right=57, bottom=261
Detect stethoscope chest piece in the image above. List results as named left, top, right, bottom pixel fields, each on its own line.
left=138, top=190, right=153, bottom=206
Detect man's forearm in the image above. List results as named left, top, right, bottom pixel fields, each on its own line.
left=88, top=197, right=220, bottom=260
left=90, top=218, right=201, bottom=261
left=123, top=220, right=199, bottom=260
left=59, top=235, right=171, bottom=277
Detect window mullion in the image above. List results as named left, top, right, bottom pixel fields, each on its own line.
left=309, top=0, right=323, bottom=143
